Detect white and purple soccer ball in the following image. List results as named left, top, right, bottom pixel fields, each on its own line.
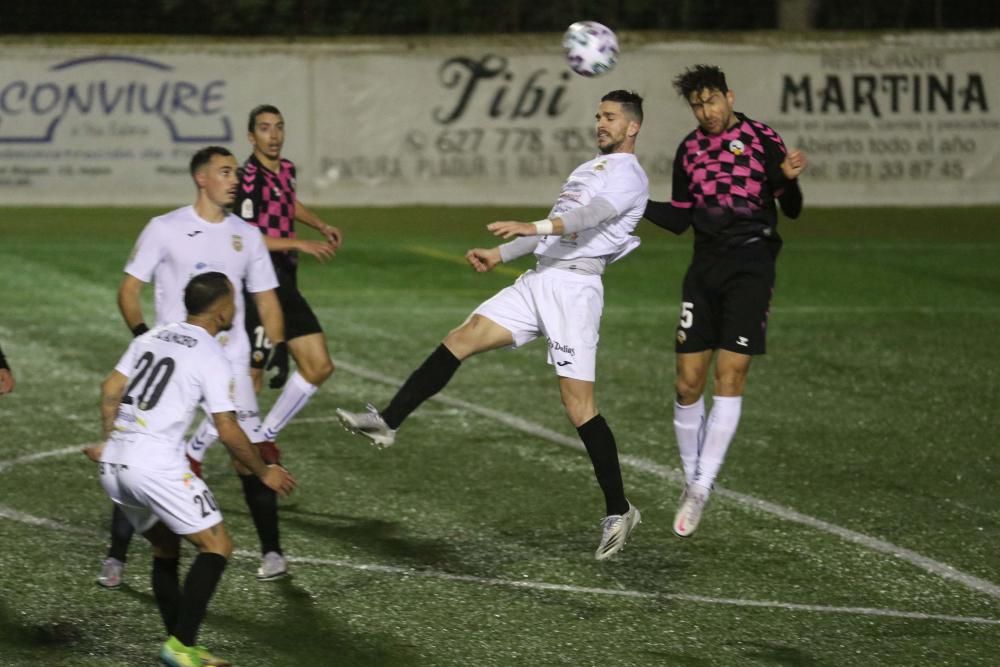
left=562, top=21, right=619, bottom=77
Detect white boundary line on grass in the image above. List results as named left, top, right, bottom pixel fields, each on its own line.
left=0, top=456, right=996, bottom=628
left=331, top=359, right=1000, bottom=601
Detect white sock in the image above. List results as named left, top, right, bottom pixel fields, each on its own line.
left=693, top=395, right=743, bottom=489
left=673, top=396, right=705, bottom=485
left=260, top=371, right=319, bottom=441
left=185, top=417, right=218, bottom=463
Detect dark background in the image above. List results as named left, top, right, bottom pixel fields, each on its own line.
left=3, top=0, right=999, bottom=36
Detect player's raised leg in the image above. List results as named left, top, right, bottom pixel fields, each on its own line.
left=336, top=314, right=513, bottom=447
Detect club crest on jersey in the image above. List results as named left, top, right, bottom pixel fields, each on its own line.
left=728, top=139, right=745, bottom=156
left=241, top=199, right=254, bottom=219
left=676, top=329, right=687, bottom=344
left=594, top=160, right=607, bottom=171
left=232, top=234, right=243, bottom=252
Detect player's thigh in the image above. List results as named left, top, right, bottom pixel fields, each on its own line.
left=537, top=272, right=603, bottom=383
left=444, top=314, right=515, bottom=359
left=99, top=462, right=160, bottom=534
left=714, top=349, right=752, bottom=397
left=280, top=286, right=324, bottom=343
left=675, top=350, right=714, bottom=402
left=119, top=465, right=225, bottom=538
left=718, top=260, right=775, bottom=356
left=675, top=262, right=720, bottom=354
left=143, top=520, right=182, bottom=559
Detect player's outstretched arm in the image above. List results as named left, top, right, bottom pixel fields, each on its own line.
left=488, top=219, right=564, bottom=239
left=213, top=411, right=297, bottom=496
left=263, top=236, right=336, bottom=262
left=465, top=247, right=502, bottom=273
left=118, top=274, right=149, bottom=335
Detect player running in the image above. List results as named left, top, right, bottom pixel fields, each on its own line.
left=643, top=65, right=807, bottom=537
left=87, top=272, right=295, bottom=667
left=336, top=90, right=648, bottom=560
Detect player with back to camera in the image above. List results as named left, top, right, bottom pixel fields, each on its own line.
left=337, top=90, right=649, bottom=560
left=87, top=271, right=296, bottom=667
left=643, top=65, right=807, bottom=538
left=95, top=146, right=293, bottom=589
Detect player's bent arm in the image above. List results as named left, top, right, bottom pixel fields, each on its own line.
left=99, top=370, right=128, bottom=441
left=498, top=236, right=539, bottom=263
left=118, top=274, right=149, bottom=334
left=295, top=200, right=341, bottom=246
left=555, top=197, right=619, bottom=234
left=776, top=179, right=804, bottom=219
left=643, top=200, right=692, bottom=235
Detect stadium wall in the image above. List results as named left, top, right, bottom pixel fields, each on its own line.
left=1, top=33, right=998, bottom=207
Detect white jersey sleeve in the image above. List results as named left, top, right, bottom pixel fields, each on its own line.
left=242, top=220, right=279, bottom=294
left=597, top=160, right=649, bottom=215
left=113, top=338, right=141, bottom=377
left=124, top=218, right=165, bottom=282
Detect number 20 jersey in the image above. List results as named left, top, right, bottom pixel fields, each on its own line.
left=102, top=322, right=236, bottom=471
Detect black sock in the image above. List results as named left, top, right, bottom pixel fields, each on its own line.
left=577, top=414, right=629, bottom=516
left=108, top=504, right=135, bottom=562
left=381, top=344, right=461, bottom=430
left=239, top=474, right=281, bottom=555
left=174, top=553, right=227, bottom=647
left=152, top=556, right=181, bottom=635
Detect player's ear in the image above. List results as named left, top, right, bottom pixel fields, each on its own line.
left=193, top=167, right=208, bottom=189
left=627, top=120, right=640, bottom=138
left=726, top=89, right=735, bottom=107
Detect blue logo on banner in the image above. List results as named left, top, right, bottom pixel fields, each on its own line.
left=0, top=54, right=232, bottom=143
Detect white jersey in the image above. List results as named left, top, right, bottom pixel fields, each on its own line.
left=536, top=152, right=649, bottom=263
left=101, top=322, right=236, bottom=471
left=124, top=205, right=278, bottom=367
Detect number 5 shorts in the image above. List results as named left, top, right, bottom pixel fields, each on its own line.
left=99, top=460, right=223, bottom=535
left=473, top=265, right=604, bottom=382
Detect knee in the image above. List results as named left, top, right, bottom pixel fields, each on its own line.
left=151, top=543, right=180, bottom=560
left=203, top=526, right=233, bottom=560
left=301, top=358, right=334, bottom=385
left=443, top=319, right=479, bottom=360
left=561, top=395, right=597, bottom=428
left=714, top=370, right=747, bottom=396
left=675, top=375, right=704, bottom=405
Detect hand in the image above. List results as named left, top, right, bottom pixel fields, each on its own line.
left=266, top=341, right=290, bottom=389
left=781, top=149, right=808, bottom=180
left=261, top=464, right=297, bottom=498
left=81, top=442, right=105, bottom=462
left=0, top=368, right=14, bottom=396
left=318, top=223, right=342, bottom=248
left=487, top=221, right=537, bottom=239
left=296, top=239, right=337, bottom=262
left=465, top=247, right=502, bottom=273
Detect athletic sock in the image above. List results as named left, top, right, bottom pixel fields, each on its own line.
left=673, top=396, right=706, bottom=486
left=185, top=417, right=218, bottom=464
left=693, top=396, right=743, bottom=489
left=239, top=474, right=281, bottom=555
left=381, top=344, right=461, bottom=430
left=107, top=504, right=135, bottom=562
left=151, top=556, right=181, bottom=635
left=577, top=414, right=629, bottom=517
left=174, top=553, right=227, bottom=647
left=260, top=371, right=319, bottom=441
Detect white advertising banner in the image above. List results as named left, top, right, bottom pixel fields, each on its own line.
left=1, top=35, right=998, bottom=207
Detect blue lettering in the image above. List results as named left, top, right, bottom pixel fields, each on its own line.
left=171, top=82, right=198, bottom=115
left=1, top=81, right=27, bottom=114
left=31, top=83, right=60, bottom=114
left=64, top=83, right=95, bottom=114
left=98, top=82, right=129, bottom=114
left=140, top=83, right=168, bottom=114
left=202, top=80, right=225, bottom=114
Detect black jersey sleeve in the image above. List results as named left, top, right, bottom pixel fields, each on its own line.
left=233, top=163, right=264, bottom=223
left=761, top=131, right=804, bottom=220
left=644, top=142, right=693, bottom=235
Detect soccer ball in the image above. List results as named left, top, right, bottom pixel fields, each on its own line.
left=562, top=21, right=619, bottom=77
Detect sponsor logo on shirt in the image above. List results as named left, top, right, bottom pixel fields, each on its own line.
left=548, top=339, right=576, bottom=357
left=231, top=234, right=243, bottom=252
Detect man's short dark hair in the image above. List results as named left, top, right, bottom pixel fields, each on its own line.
left=601, top=90, right=643, bottom=124
left=189, top=146, right=233, bottom=176
left=673, top=65, right=729, bottom=98
left=248, top=104, right=282, bottom=133
left=184, top=272, right=232, bottom=316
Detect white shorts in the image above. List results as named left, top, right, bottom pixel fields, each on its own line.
left=231, top=367, right=266, bottom=443
left=474, top=266, right=604, bottom=381
left=99, top=461, right=223, bottom=535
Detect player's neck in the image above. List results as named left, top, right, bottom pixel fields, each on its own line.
left=255, top=150, right=281, bottom=173
left=192, top=197, right=228, bottom=223
left=185, top=317, right=218, bottom=337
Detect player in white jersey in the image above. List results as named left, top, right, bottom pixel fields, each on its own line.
left=336, top=91, right=648, bottom=560
left=87, top=272, right=296, bottom=667
left=96, top=146, right=292, bottom=590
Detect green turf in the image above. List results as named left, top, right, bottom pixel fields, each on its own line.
left=0, top=206, right=998, bottom=666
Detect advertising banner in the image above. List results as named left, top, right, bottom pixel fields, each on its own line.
left=1, top=35, right=997, bottom=207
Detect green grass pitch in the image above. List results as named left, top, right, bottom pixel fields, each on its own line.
left=0, top=205, right=998, bottom=665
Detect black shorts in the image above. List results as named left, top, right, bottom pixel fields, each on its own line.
left=244, top=279, right=323, bottom=367
left=674, top=245, right=776, bottom=355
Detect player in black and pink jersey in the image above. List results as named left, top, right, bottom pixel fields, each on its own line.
left=644, top=65, right=808, bottom=538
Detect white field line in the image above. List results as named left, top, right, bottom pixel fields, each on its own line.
left=332, top=359, right=1000, bottom=601
left=0, top=472, right=995, bottom=627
